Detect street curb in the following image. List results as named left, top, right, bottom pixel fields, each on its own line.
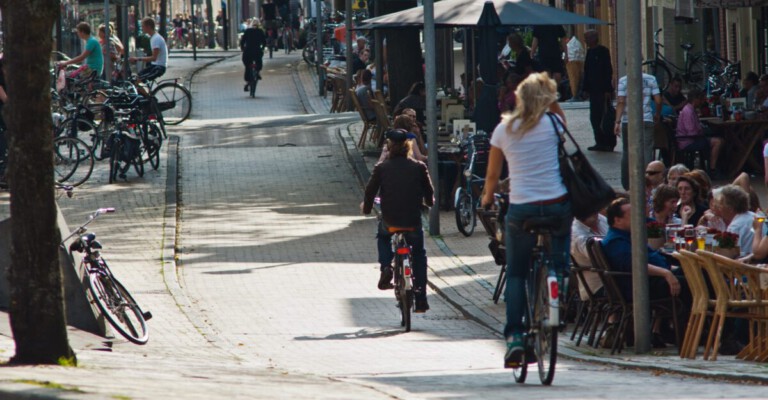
left=161, top=136, right=221, bottom=344
left=183, top=52, right=240, bottom=90
left=332, top=117, right=768, bottom=385
left=291, top=61, right=313, bottom=114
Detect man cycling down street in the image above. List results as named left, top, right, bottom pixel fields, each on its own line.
left=362, top=129, right=435, bottom=313
left=239, top=19, right=267, bottom=91
left=261, top=0, right=278, bottom=49
left=129, top=17, right=167, bottom=84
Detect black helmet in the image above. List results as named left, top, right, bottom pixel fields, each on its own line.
left=385, top=129, right=408, bottom=142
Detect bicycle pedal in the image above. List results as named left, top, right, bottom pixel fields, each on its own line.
left=142, top=311, right=153, bottom=321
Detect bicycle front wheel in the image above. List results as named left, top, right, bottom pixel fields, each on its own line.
left=534, top=262, right=557, bottom=385
left=151, top=82, right=192, bottom=125
left=87, top=264, right=149, bottom=344
left=454, top=188, right=476, bottom=237
left=53, top=136, right=94, bottom=187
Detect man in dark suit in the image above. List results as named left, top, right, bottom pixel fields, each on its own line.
left=582, top=30, right=614, bottom=152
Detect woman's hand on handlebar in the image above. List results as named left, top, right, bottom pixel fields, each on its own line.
left=480, top=191, right=495, bottom=210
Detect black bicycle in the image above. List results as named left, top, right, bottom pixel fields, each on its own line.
left=62, top=208, right=152, bottom=344
left=108, top=110, right=145, bottom=183
left=390, top=227, right=415, bottom=332
left=642, top=28, right=725, bottom=91
left=512, top=216, right=562, bottom=386
left=454, top=132, right=489, bottom=236
left=246, top=59, right=261, bottom=98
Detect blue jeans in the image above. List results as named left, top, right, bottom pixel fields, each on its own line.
left=376, top=222, right=428, bottom=301
left=503, top=200, right=572, bottom=338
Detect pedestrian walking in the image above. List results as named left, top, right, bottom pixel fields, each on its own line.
left=530, top=25, right=567, bottom=85
left=614, top=69, right=662, bottom=190
left=582, top=30, right=614, bottom=152
left=565, top=32, right=585, bottom=102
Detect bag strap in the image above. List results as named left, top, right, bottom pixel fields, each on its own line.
left=546, top=112, right=582, bottom=153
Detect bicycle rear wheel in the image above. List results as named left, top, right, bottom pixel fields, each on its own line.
left=53, top=136, right=94, bottom=187
left=534, top=261, right=557, bottom=385
left=87, top=264, right=149, bottom=344
left=151, top=82, right=192, bottom=125
left=454, top=188, right=476, bottom=236
left=109, top=139, right=129, bottom=184
left=142, top=122, right=163, bottom=170
left=395, top=254, right=412, bottom=332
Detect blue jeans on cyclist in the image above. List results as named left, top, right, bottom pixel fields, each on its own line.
left=503, top=200, right=572, bottom=356
left=376, top=221, right=428, bottom=302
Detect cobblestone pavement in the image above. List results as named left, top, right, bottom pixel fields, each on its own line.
left=0, top=50, right=765, bottom=399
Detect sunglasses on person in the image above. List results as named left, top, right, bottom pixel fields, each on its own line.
left=645, top=170, right=663, bottom=176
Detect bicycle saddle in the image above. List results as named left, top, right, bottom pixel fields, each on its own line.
left=522, top=216, right=562, bottom=234
left=680, top=43, right=694, bottom=51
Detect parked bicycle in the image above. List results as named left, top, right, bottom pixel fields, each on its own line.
left=62, top=208, right=152, bottom=344
left=511, top=216, right=563, bottom=386
left=454, top=131, right=489, bottom=237
left=643, top=28, right=711, bottom=91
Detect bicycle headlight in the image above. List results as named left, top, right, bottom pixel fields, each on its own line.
left=464, top=169, right=472, bottom=178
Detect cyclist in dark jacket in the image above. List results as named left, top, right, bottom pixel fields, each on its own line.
left=362, top=129, right=435, bottom=312
left=239, top=20, right=266, bottom=90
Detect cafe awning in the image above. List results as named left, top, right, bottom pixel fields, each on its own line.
left=696, top=0, right=768, bottom=6
left=358, top=0, right=608, bottom=29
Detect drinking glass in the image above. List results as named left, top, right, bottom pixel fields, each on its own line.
left=696, top=226, right=707, bottom=250
left=684, top=226, right=695, bottom=251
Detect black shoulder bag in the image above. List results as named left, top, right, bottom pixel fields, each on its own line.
left=546, top=112, right=616, bottom=220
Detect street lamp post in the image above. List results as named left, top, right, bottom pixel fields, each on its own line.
left=424, top=0, right=439, bottom=235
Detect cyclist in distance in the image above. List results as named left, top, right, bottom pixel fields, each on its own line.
left=129, top=17, right=168, bottom=84
left=362, top=129, right=435, bottom=313
left=261, top=0, right=278, bottom=46
left=239, top=19, right=267, bottom=91
left=481, top=72, right=572, bottom=368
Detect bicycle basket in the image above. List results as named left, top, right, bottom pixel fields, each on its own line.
left=77, top=106, right=95, bottom=129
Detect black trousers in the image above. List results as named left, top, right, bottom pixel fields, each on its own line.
left=242, top=52, right=263, bottom=82
left=589, top=93, right=615, bottom=149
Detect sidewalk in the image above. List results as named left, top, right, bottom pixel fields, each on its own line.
left=292, top=61, right=768, bottom=383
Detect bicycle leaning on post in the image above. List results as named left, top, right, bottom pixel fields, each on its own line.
left=454, top=131, right=490, bottom=237
left=63, top=208, right=153, bottom=344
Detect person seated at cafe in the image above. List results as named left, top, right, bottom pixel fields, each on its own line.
left=498, top=71, right=522, bottom=113
left=355, top=69, right=376, bottom=122
left=662, top=76, right=686, bottom=116
left=666, top=164, right=689, bottom=188
left=393, top=82, right=426, bottom=124
left=741, top=71, right=760, bottom=110
left=712, top=185, right=754, bottom=257
left=675, top=89, right=723, bottom=178
left=645, top=160, right=666, bottom=217
left=505, top=33, right=533, bottom=78
left=397, top=108, right=427, bottom=155
left=352, top=48, right=370, bottom=77
left=685, top=170, right=712, bottom=205
left=675, top=175, right=708, bottom=226
left=652, top=184, right=682, bottom=225
left=378, top=115, right=427, bottom=163
left=571, top=212, right=608, bottom=301
left=601, top=197, right=687, bottom=347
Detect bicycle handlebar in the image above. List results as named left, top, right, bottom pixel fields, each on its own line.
left=60, top=208, right=116, bottom=245
left=654, top=28, right=664, bottom=48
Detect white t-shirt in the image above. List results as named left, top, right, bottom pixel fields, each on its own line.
left=726, top=212, right=755, bottom=257
left=150, top=33, right=168, bottom=67
left=566, top=36, right=585, bottom=62
left=490, top=114, right=568, bottom=204
left=616, top=73, right=660, bottom=123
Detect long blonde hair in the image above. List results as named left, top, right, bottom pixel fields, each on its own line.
left=503, top=72, right=558, bottom=135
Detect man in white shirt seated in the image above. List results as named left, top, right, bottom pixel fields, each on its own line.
left=570, top=212, right=608, bottom=301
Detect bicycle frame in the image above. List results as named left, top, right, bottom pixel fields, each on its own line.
left=392, top=233, right=413, bottom=292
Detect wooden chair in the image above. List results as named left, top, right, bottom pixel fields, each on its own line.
left=568, top=252, right=609, bottom=348
left=374, top=90, right=389, bottom=114
left=371, top=99, right=391, bottom=148
left=696, top=250, right=768, bottom=361
left=586, top=237, right=682, bottom=354
left=673, top=250, right=715, bottom=359
left=348, top=88, right=377, bottom=149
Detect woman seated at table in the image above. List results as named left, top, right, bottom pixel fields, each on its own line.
left=498, top=71, right=522, bottom=113
left=662, top=76, right=686, bottom=116
left=675, top=175, right=708, bottom=226
left=666, top=164, right=689, bottom=188
left=377, top=115, right=427, bottom=163
left=675, top=89, right=723, bottom=178
left=684, top=169, right=712, bottom=204
left=652, top=185, right=682, bottom=225
left=397, top=108, right=427, bottom=155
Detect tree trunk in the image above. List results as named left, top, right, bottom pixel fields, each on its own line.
left=0, top=0, right=75, bottom=365
left=206, top=0, right=215, bottom=48
left=381, top=0, right=422, bottom=110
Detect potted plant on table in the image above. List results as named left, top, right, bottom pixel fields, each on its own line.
left=713, top=231, right=740, bottom=259
left=647, top=220, right=666, bottom=250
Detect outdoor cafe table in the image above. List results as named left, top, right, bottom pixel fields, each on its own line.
left=705, top=118, right=768, bottom=178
